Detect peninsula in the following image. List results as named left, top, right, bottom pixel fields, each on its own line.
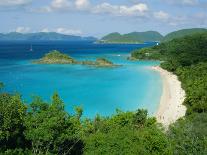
left=129, top=32, right=207, bottom=130
left=33, top=50, right=118, bottom=67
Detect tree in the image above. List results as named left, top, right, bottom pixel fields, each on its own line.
left=132, top=109, right=148, bottom=127
left=74, top=106, right=83, bottom=120
left=24, top=93, right=84, bottom=154
left=0, top=93, right=27, bottom=151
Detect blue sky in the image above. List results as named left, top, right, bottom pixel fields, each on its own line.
left=0, top=0, right=207, bottom=37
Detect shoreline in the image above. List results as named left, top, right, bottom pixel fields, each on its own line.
left=151, top=66, right=186, bottom=127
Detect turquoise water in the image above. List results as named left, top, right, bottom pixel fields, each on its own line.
left=0, top=41, right=162, bottom=117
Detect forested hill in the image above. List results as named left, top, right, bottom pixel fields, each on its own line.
left=131, top=32, right=207, bottom=154
left=0, top=32, right=97, bottom=41
left=99, top=28, right=207, bottom=44
left=99, top=31, right=163, bottom=43
left=163, top=28, right=207, bottom=42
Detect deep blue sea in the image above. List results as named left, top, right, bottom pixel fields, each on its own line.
left=0, top=41, right=162, bottom=118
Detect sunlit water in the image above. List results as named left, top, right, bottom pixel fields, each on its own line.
left=0, top=41, right=162, bottom=117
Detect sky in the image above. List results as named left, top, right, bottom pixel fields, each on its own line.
left=0, top=0, right=207, bottom=37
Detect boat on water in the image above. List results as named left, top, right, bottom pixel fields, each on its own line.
left=30, top=45, right=33, bottom=51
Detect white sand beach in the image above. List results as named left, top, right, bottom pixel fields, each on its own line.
left=151, top=66, right=187, bottom=127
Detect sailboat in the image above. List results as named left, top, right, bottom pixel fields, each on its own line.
left=30, top=45, right=33, bottom=51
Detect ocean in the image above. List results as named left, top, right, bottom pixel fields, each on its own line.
left=0, top=41, right=162, bottom=118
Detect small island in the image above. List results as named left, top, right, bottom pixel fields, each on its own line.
left=81, top=58, right=116, bottom=67
left=33, top=50, right=76, bottom=64
left=33, top=50, right=118, bottom=67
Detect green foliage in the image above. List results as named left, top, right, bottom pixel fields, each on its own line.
left=130, top=32, right=207, bottom=154
left=74, top=106, right=83, bottom=120
left=34, top=51, right=117, bottom=67
left=95, top=58, right=113, bottom=66
left=168, top=113, right=207, bottom=155
left=175, top=63, right=207, bottom=114
left=33, top=50, right=76, bottom=64
left=132, top=33, right=207, bottom=113
left=2, top=32, right=207, bottom=154
left=132, top=109, right=148, bottom=127
left=24, top=93, right=83, bottom=154
left=44, top=50, right=73, bottom=61
left=84, top=110, right=171, bottom=155
left=0, top=93, right=27, bottom=151
left=81, top=57, right=116, bottom=67
left=0, top=90, right=173, bottom=154
left=131, top=47, right=164, bottom=60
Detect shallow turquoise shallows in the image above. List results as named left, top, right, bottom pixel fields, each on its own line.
left=0, top=41, right=162, bottom=118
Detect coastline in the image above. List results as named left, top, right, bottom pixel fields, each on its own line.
left=151, top=66, right=186, bottom=127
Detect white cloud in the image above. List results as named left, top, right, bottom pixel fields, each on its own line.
left=40, top=28, right=50, bottom=33
left=75, top=0, right=90, bottom=10
left=15, top=26, right=31, bottom=33
left=163, top=0, right=198, bottom=6
left=181, top=0, right=198, bottom=5
left=51, top=0, right=71, bottom=11
left=0, top=0, right=31, bottom=7
left=13, top=27, right=82, bottom=35
left=56, top=27, right=82, bottom=35
left=40, top=27, right=82, bottom=35
left=93, top=3, right=148, bottom=16
left=38, top=0, right=90, bottom=12
left=37, top=0, right=149, bottom=17
left=154, top=11, right=169, bottom=21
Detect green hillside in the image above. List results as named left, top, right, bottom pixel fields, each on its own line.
left=163, top=28, right=207, bottom=41
left=99, top=31, right=163, bottom=43
left=131, top=32, right=207, bottom=154
left=100, top=28, right=207, bottom=44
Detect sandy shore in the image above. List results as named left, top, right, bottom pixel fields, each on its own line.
left=151, top=66, right=186, bottom=127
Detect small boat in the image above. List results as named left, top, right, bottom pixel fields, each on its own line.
left=30, top=45, right=33, bottom=51
left=117, top=54, right=121, bottom=57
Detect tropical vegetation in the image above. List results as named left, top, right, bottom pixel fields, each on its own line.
left=1, top=32, right=207, bottom=154
left=131, top=32, right=207, bottom=154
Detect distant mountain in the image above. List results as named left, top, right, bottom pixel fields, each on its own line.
left=99, top=31, right=163, bottom=44
left=0, top=32, right=97, bottom=41
left=163, top=28, right=207, bottom=41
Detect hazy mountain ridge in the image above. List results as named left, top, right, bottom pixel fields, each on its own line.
left=1, top=28, right=207, bottom=42
left=0, top=32, right=97, bottom=41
